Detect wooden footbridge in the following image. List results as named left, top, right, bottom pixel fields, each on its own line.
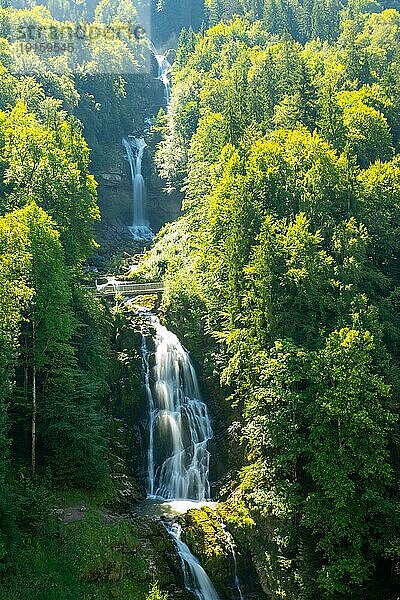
left=95, top=279, right=164, bottom=297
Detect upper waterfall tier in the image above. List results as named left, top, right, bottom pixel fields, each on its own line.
left=145, top=36, right=172, bottom=105
left=122, top=136, right=153, bottom=241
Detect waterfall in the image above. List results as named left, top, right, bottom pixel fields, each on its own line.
left=121, top=38, right=170, bottom=241
left=155, top=53, right=171, bottom=104
left=166, top=522, right=220, bottom=600
left=142, top=315, right=212, bottom=501
left=221, top=523, right=245, bottom=600
left=231, top=548, right=244, bottom=600
left=146, top=37, right=172, bottom=105
left=122, top=136, right=153, bottom=241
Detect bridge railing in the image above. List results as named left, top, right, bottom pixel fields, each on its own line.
left=96, top=280, right=164, bottom=296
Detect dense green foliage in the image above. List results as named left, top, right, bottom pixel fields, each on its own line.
left=142, top=5, right=400, bottom=598
left=0, top=1, right=156, bottom=162
left=204, top=0, right=400, bottom=40
left=0, top=4, right=180, bottom=597
left=0, top=1, right=118, bottom=581
left=0, top=507, right=174, bottom=600
left=1, top=0, right=400, bottom=598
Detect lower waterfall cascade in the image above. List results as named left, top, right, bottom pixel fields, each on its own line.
left=142, top=315, right=212, bottom=501
left=167, top=522, right=220, bottom=600
left=139, top=314, right=227, bottom=599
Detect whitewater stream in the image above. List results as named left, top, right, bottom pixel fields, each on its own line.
left=147, top=37, right=172, bottom=104
left=139, top=315, right=221, bottom=599
left=168, top=522, right=220, bottom=600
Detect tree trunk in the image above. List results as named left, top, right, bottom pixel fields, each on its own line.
left=24, top=329, right=28, bottom=403
left=31, top=323, right=36, bottom=478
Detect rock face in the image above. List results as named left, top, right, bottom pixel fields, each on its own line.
left=89, top=139, right=182, bottom=272
left=146, top=149, right=183, bottom=231
left=60, top=507, right=192, bottom=599
left=94, top=143, right=132, bottom=227
left=93, top=141, right=182, bottom=235
left=100, top=173, right=123, bottom=186
left=109, top=319, right=148, bottom=498
left=179, top=503, right=267, bottom=600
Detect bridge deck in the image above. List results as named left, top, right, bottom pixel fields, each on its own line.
left=96, top=281, right=164, bottom=297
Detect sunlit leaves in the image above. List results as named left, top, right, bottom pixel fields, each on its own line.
left=0, top=101, right=99, bottom=263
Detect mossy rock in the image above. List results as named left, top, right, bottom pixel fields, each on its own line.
left=180, top=506, right=232, bottom=595
left=216, top=497, right=270, bottom=599
left=181, top=500, right=267, bottom=599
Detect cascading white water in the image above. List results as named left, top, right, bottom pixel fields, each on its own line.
left=142, top=315, right=213, bottom=501
left=221, top=523, right=245, bottom=600
left=146, top=37, right=171, bottom=105
left=140, top=315, right=222, bottom=596
left=167, top=522, right=220, bottom=600
left=231, top=547, right=244, bottom=600
left=121, top=38, right=171, bottom=241
left=155, top=53, right=171, bottom=104
left=122, top=136, right=153, bottom=241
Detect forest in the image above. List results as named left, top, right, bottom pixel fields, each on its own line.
left=0, top=0, right=399, bottom=599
